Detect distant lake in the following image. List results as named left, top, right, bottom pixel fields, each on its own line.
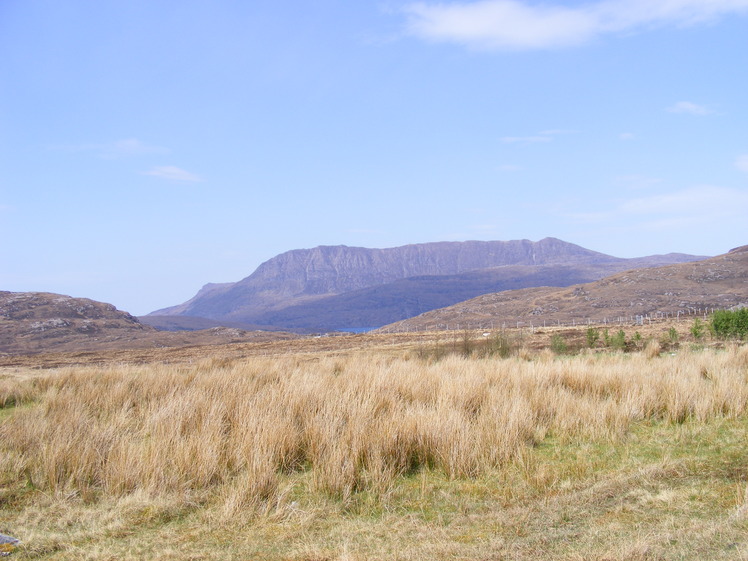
left=336, top=327, right=378, bottom=334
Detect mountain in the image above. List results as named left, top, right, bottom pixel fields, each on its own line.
left=0, top=292, right=297, bottom=355
left=379, top=245, right=748, bottom=332
left=150, top=238, right=707, bottom=330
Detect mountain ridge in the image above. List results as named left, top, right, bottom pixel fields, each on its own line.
left=150, top=238, right=708, bottom=330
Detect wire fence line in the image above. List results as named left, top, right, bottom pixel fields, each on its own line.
left=379, top=307, right=719, bottom=334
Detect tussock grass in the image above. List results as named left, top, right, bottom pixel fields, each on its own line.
left=3, top=347, right=747, bottom=503
left=1, top=344, right=748, bottom=559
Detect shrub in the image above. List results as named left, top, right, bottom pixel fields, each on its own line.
left=550, top=334, right=568, bottom=355
left=586, top=327, right=600, bottom=349
left=632, top=331, right=644, bottom=351
left=690, top=318, right=705, bottom=341
left=610, top=330, right=627, bottom=351
left=668, top=327, right=679, bottom=344
left=487, top=330, right=514, bottom=358
left=711, top=308, right=748, bottom=339
left=460, top=330, right=474, bottom=357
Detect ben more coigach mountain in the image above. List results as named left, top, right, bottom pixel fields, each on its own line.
left=148, top=238, right=706, bottom=331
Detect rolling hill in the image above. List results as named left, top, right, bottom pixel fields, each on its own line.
left=0, top=291, right=297, bottom=355
left=380, top=244, right=748, bottom=332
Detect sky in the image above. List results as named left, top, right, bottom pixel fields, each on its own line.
left=1, top=0, right=747, bottom=315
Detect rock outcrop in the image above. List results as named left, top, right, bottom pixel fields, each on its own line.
left=0, top=292, right=151, bottom=354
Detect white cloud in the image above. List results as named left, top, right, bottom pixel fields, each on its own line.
left=404, top=1, right=598, bottom=49
left=735, top=154, right=748, bottom=173
left=142, top=166, right=202, bottom=182
left=402, top=0, right=748, bottom=50
left=666, top=101, right=714, bottom=115
left=619, top=132, right=635, bottom=140
left=500, top=135, right=551, bottom=144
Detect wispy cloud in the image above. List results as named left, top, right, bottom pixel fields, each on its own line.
left=500, top=135, right=552, bottom=144
left=402, top=0, right=748, bottom=51
left=142, top=166, right=202, bottom=183
left=735, top=154, right=748, bottom=173
left=569, top=185, right=748, bottom=227
left=52, top=138, right=169, bottom=159
left=666, top=101, right=714, bottom=115
left=618, top=185, right=744, bottom=215
left=619, top=132, right=635, bottom=140
left=106, top=138, right=169, bottom=158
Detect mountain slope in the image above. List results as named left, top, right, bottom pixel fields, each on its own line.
left=150, top=238, right=706, bottom=330
left=380, top=245, right=748, bottom=332
left=152, top=238, right=618, bottom=318
left=245, top=259, right=700, bottom=330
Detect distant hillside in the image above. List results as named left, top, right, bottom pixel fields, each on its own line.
left=379, top=245, right=748, bottom=332
left=0, top=292, right=297, bottom=355
left=150, top=238, right=707, bottom=330
left=138, top=315, right=272, bottom=332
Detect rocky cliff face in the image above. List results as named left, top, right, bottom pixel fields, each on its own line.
left=150, top=238, right=707, bottom=329
left=245, top=238, right=617, bottom=293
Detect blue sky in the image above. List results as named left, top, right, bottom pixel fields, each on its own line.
left=1, top=0, right=747, bottom=315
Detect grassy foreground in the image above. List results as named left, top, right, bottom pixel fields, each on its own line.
left=1, top=341, right=747, bottom=560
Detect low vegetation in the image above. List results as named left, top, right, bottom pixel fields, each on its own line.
left=1, top=328, right=747, bottom=559
left=711, top=308, right=748, bottom=339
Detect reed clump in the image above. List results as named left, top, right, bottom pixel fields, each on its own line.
left=1, top=348, right=747, bottom=510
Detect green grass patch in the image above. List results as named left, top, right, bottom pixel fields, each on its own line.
left=3, top=416, right=747, bottom=560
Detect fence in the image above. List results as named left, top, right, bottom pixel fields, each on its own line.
left=378, top=307, right=719, bottom=334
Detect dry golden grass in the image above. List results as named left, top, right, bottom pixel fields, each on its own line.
left=1, top=341, right=747, bottom=559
